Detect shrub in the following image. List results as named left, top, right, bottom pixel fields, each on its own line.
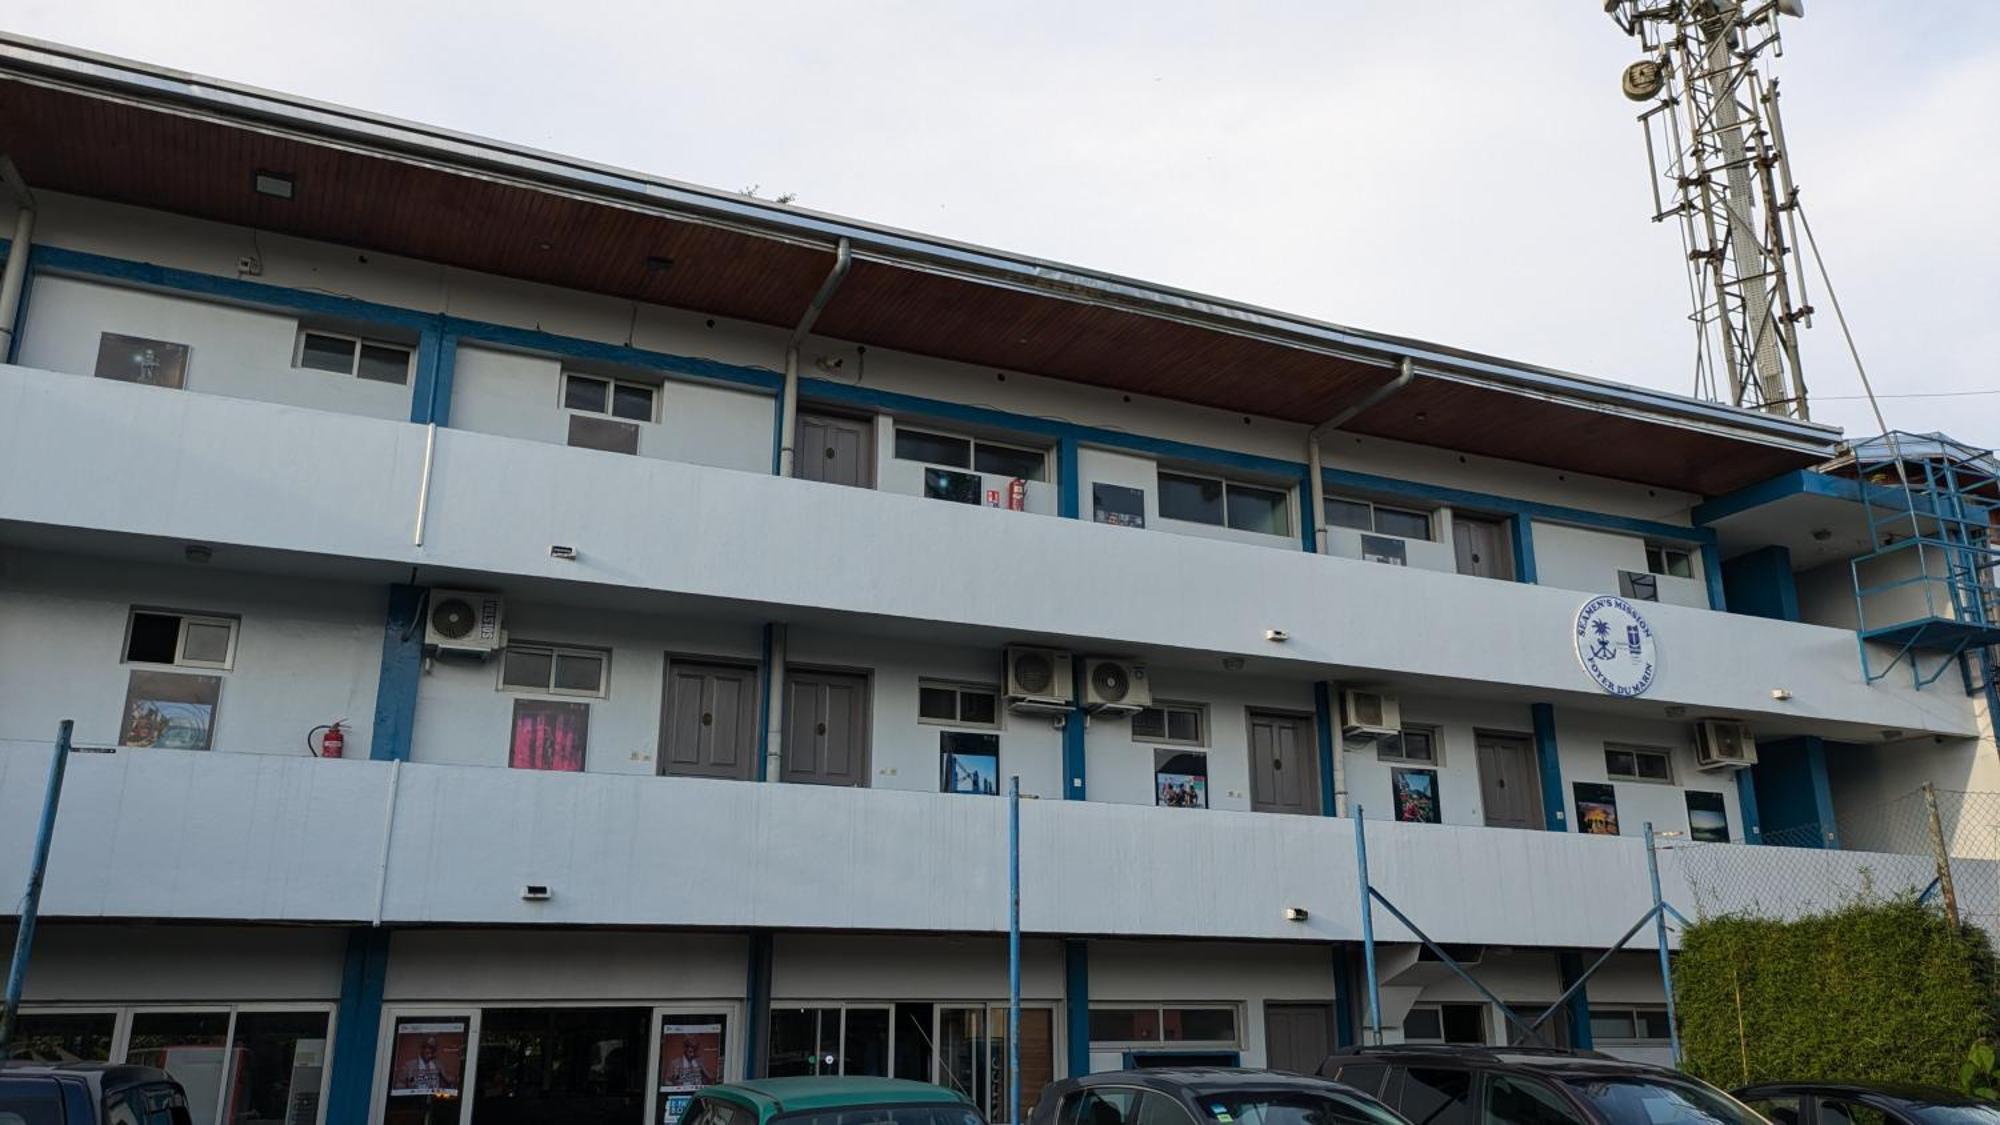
left=1676, top=898, right=1997, bottom=1088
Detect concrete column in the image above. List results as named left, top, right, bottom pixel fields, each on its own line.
left=1722, top=545, right=1799, bottom=621
left=1064, top=940, right=1090, bottom=1077
left=1531, top=703, right=1568, bottom=831
left=323, top=927, right=390, bottom=1125
left=369, top=585, right=425, bottom=761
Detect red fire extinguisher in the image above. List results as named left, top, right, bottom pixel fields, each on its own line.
left=309, top=721, right=346, bottom=759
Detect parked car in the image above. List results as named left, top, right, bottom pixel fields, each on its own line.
left=1738, top=1082, right=2000, bottom=1125
left=679, top=1077, right=985, bottom=1125
left=1027, top=1066, right=1409, bottom=1125
left=1319, top=1045, right=1764, bottom=1125
left=0, top=1062, right=191, bottom=1125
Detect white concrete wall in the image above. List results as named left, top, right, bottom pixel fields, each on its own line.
left=0, top=924, right=346, bottom=1001
left=384, top=930, right=747, bottom=1002
left=18, top=274, right=413, bottom=421
left=1084, top=671, right=1315, bottom=813
left=449, top=344, right=772, bottom=473
left=1533, top=523, right=1709, bottom=610
left=0, top=365, right=1966, bottom=740
left=0, top=548, right=384, bottom=758
left=2, top=750, right=1964, bottom=943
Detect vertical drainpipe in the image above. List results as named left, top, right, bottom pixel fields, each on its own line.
left=765, top=239, right=851, bottom=779
left=0, top=158, right=36, bottom=363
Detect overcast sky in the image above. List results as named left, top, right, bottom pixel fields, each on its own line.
left=9, top=2, right=1998, bottom=445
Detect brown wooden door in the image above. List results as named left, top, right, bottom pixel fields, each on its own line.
left=1249, top=711, right=1318, bottom=815
left=1264, top=1003, right=1335, bottom=1074
left=1453, top=516, right=1514, bottom=580
left=659, top=660, right=760, bottom=780
left=1476, top=733, right=1543, bottom=829
left=795, top=412, right=873, bottom=488
left=783, top=670, right=869, bottom=786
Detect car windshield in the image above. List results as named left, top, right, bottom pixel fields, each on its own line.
left=771, top=1104, right=985, bottom=1125
left=1912, top=1107, right=2000, bottom=1125
left=1559, top=1078, right=1759, bottom=1125
left=1195, top=1088, right=1407, bottom=1125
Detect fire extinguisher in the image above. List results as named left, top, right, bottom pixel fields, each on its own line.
left=309, top=721, right=346, bottom=759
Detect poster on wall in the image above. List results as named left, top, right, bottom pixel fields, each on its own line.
left=386, top=1018, right=467, bottom=1098
left=658, top=1017, right=727, bottom=1125
left=1574, top=782, right=1621, bottom=835
left=1685, top=790, right=1731, bottom=842
left=1392, top=767, right=1442, bottom=824
left=118, top=670, right=221, bottom=751
left=940, top=731, right=1000, bottom=796
left=1093, top=483, right=1146, bottom=528
left=93, top=333, right=190, bottom=388
left=509, top=699, right=589, bottom=771
left=924, top=467, right=982, bottom=505
left=1155, top=750, right=1208, bottom=808
left=1360, top=534, right=1409, bottom=566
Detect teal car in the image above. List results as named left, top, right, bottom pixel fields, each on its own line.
left=681, top=1077, right=986, bottom=1125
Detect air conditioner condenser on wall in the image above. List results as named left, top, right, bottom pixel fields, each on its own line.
left=425, top=589, right=506, bottom=655
left=1083, top=658, right=1150, bottom=714
left=1004, top=645, right=1074, bottom=713
left=1341, top=688, right=1401, bottom=741
left=1693, top=719, right=1758, bottom=771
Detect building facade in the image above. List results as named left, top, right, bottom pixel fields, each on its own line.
left=0, top=34, right=1993, bottom=1125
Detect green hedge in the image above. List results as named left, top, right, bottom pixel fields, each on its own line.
left=1676, top=898, right=1997, bottom=1088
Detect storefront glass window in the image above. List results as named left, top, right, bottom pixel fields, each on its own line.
left=8, top=1012, right=115, bottom=1064
left=225, top=1011, right=330, bottom=1125
left=126, top=1011, right=231, bottom=1125
left=471, top=1006, right=648, bottom=1125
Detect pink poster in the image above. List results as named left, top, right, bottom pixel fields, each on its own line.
left=509, top=699, right=589, bottom=771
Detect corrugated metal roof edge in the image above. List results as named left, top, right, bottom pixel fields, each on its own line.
left=0, top=32, right=1841, bottom=458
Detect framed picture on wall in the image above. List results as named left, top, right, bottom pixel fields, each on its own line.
left=1155, top=749, right=1208, bottom=808
left=1360, top=534, right=1408, bottom=566
left=1093, top=483, right=1146, bottom=528
left=385, top=1017, right=467, bottom=1099
left=658, top=1016, right=727, bottom=1125
left=1685, top=790, right=1730, bottom=842
left=1392, top=767, right=1441, bottom=824
left=118, top=670, right=221, bottom=751
left=1574, top=781, right=1621, bottom=835
left=924, top=467, right=982, bottom=504
left=93, top=332, right=190, bottom=388
left=509, top=699, right=589, bottom=771
left=940, top=731, right=1000, bottom=795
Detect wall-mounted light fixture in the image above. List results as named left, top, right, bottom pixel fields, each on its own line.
left=252, top=171, right=295, bottom=200
left=1284, top=907, right=1310, bottom=922
left=549, top=545, right=578, bottom=561
left=521, top=884, right=552, bottom=901
left=1264, top=629, right=1290, bottom=643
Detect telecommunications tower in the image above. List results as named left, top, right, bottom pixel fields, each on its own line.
left=1605, top=0, right=1814, bottom=419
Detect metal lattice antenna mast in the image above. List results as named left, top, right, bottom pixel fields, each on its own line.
left=1605, top=0, right=1815, bottom=420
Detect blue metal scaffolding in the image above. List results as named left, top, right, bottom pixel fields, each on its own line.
left=1844, top=432, right=2000, bottom=691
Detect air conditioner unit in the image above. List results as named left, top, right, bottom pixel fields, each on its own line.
left=1083, top=658, right=1151, bottom=714
left=1004, top=646, right=1074, bottom=713
left=425, top=589, right=506, bottom=655
left=1341, top=688, right=1402, bottom=742
left=1694, top=719, right=1758, bottom=771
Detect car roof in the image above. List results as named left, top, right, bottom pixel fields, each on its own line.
left=0, top=1061, right=179, bottom=1094
left=1738, top=1082, right=1989, bottom=1108
left=1325, top=1046, right=1690, bottom=1082
left=1067, top=1068, right=1379, bottom=1094
left=713, top=1077, right=975, bottom=1114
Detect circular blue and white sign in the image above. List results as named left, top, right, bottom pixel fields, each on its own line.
left=1574, top=595, right=1658, bottom=698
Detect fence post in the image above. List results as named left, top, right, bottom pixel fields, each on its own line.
left=1645, top=822, right=1683, bottom=1068
left=0, top=720, right=74, bottom=1061
left=1922, top=783, right=1962, bottom=928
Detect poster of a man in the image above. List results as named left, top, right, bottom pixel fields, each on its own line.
left=387, top=1020, right=466, bottom=1098
left=658, top=1020, right=725, bottom=1125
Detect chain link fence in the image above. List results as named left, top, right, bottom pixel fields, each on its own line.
left=1674, top=785, right=2000, bottom=939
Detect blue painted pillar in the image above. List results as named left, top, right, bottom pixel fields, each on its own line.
left=409, top=318, right=457, bottom=425
left=369, top=585, right=425, bottom=762
left=1558, top=950, right=1592, bottom=1050
left=1530, top=703, right=1568, bottom=831
left=1064, top=940, right=1090, bottom=1077
left=1331, top=946, right=1357, bottom=1049
left=1313, top=682, right=1338, bottom=817
left=1057, top=437, right=1081, bottom=520
left=1735, top=768, right=1763, bottom=844
left=1299, top=474, right=1318, bottom=553
left=1511, top=514, right=1539, bottom=584
left=1722, top=545, right=1800, bottom=622
left=1749, top=737, right=1838, bottom=847
left=3, top=242, right=37, bottom=366
left=1062, top=660, right=1087, bottom=799
left=1700, top=543, right=1729, bottom=612
left=323, top=928, right=390, bottom=1125
left=744, top=932, right=773, bottom=1079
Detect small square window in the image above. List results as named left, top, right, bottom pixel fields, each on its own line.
left=958, top=690, right=998, bottom=727
left=125, top=612, right=182, bottom=664
left=974, top=443, right=1045, bottom=481
left=552, top=651, right=606, bottom=694
left=1638, top=1010, right=1673, bottom=1040
left=356, top=342, right=412, bottom=384
left=916, top=681, right=1001, bottom=729
left=1380, top=727, right=1438, bottom=765
left=1225, top=484, right=1290, bottom=536
left=1589, top=1009, right=1636, bottom=1040
left=500, top=644, right=608, bottom=697
left=919, top=685, right=958, bottom=722
left=1132, top=703, right=1205, bottom=747
left=1403, top=1007, right=1443, bottom=1042
left=1158, top=472, right=1225, bottom=526
left=1647, top=545, right=1694, bottom=578
left=502, top=647, right=555, bottom=691
left=124, top=609, right=237, bottom=670
left=1605, top=745, right=1673, bottom=783
left=298, top=332, right=357, bottom=374
left=1165, top=708, right=1200, bottom=744
left=564, top=375, right=610, bottom=413
left=1324, top=497, right=1373, bottom=531
left=1131, top=709, right=1166, bottom=740
left=180, top=621, right=234, bottom=666
left=1375, top=506, right=1432, bottom=540
left=611, top=383, right=656, bottom=422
